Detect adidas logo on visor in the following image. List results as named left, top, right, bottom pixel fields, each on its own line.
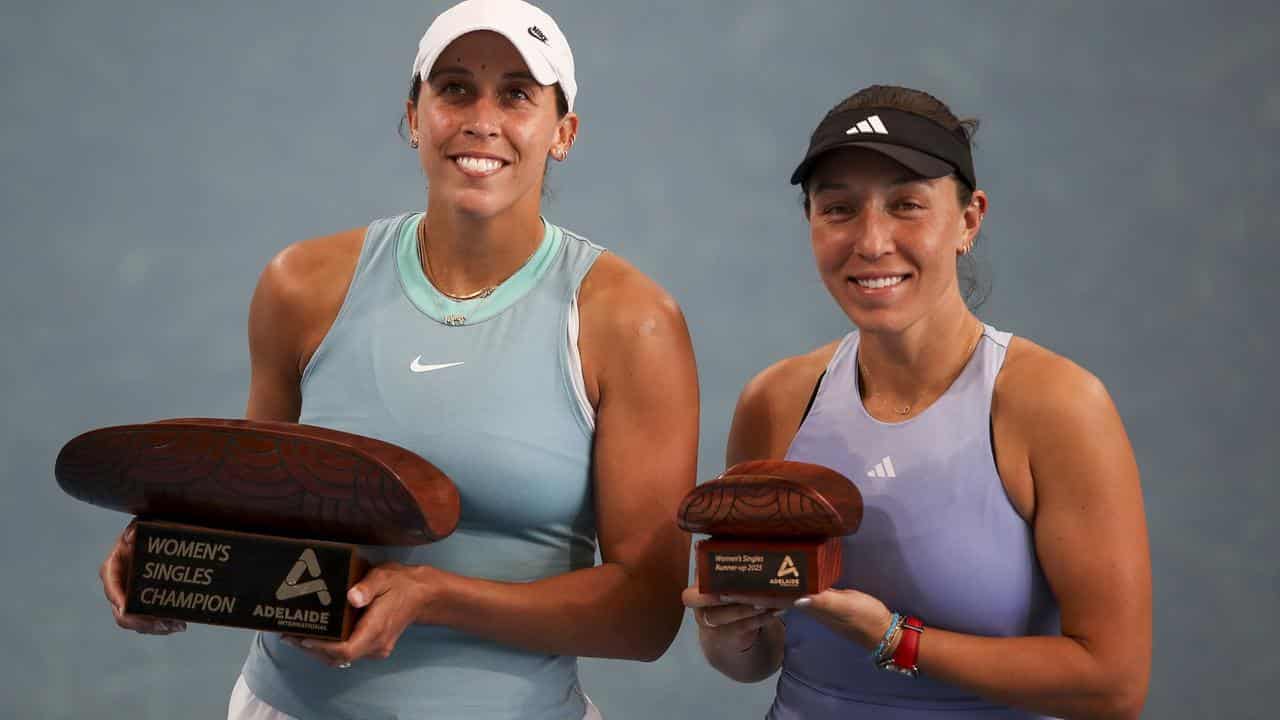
left=846, top=115, right=889, bottom=136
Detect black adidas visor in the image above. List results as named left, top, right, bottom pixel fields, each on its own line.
left=789, top=107, right=976, bottom=190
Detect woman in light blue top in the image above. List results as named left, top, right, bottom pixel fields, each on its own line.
left=98, top=2, right=698, bottom=718
left=684, top=85, right=1151, bottom=719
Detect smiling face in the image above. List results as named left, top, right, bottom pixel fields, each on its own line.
left=806, top=147, right=986, bottom=334
left=405, top=30, right=578, bottom=219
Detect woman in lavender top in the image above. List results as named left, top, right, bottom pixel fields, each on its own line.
left=684, top=85, right=1151, bottom=720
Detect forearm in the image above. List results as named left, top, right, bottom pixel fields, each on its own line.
left=422, top=561, right=684, bottom=662
left=919, top=629, right=1146, bottom=720
left=700, top=619, right=785, bottom=683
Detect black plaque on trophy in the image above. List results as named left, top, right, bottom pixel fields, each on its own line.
left=697, top=544, right=816, bottom=595
left=126, top=521, right=368, bottom=640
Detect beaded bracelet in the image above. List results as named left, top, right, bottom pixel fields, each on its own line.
left=870, top=612, right=903, bottom=663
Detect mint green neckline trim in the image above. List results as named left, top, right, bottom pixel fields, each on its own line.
left=397, top=213, right=562, bottom=326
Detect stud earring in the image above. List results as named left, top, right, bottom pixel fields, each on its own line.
left=410, top=135, right=420, bottom=149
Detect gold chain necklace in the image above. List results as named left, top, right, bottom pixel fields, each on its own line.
left=418, top=221, right=497, bottom=301
left=417, top=220, right=541, bottom=325
left=858, top=320, right=985, bottom=416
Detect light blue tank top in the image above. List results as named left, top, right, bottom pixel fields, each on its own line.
left=241, top=212, right=603, bottom=720
left=770, top=326, right=1061, bottom=720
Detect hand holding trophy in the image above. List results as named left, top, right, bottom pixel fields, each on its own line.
left=59, top=418, right=459, bottom=640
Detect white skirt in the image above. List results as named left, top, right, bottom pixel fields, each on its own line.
left=228, top=674, right=604, bottom=719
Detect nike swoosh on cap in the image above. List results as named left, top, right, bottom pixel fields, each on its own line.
left=409, top=357, right=464, bottom=373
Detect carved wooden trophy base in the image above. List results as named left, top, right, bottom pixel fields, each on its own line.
left=679, top=460, right=862, bottom=597
left=56, top=418, right=460, bottom=639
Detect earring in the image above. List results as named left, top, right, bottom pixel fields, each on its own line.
left=552, top=148, right=566, bottom=160
left=959, top=240, right=974, bottom=256
left=410, top=135, right=420, bottom=149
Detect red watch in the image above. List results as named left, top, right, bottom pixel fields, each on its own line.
left=878, top=615, right=924, bottom=677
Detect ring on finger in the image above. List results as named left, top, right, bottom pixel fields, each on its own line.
left=336, top=661, right=352, bottom=669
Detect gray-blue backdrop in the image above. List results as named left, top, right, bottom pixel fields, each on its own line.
left=3, top=1, right=1276, bottom=718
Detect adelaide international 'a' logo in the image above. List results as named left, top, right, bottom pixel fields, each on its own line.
left=275, top=548, right=331, bottom=606
left=776, top=555, right=799, bottom=578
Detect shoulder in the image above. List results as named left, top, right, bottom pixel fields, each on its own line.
left=252, top=227, right=365, bottom=323
left=727, top=340, right=843, bottom=464
left=572, top=251, right=698, bottom=420
left=256, top=228, right=365, bottom=305
left=738, top=342, right=841, bottom=419
left=995, top=336, right=1119, bottom=449
left=577, top=251, right=687, bottom=343
left=249, top=227, right=366, bottom=369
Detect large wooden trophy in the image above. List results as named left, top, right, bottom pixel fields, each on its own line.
left=678, top=460, right=862, bottom=596
left=55, top=418, right=460, bottom=640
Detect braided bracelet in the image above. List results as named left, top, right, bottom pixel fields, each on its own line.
left=870, top=612, right=904, bottom=663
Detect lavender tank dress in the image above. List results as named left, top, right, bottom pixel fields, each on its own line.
left=770, top=325, right=1060, bottom=719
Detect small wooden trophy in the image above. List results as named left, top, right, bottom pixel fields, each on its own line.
left=678, top=460, right=862, bottom=597
left=55, top=418, right=460, bottom=640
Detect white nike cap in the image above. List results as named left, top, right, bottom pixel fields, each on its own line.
left=411, top=0, right=577, bottom=112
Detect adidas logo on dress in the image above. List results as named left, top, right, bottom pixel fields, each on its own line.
left=867, top=456, right=897, bottom=478
left=846, top=115, right=889, bottom=135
